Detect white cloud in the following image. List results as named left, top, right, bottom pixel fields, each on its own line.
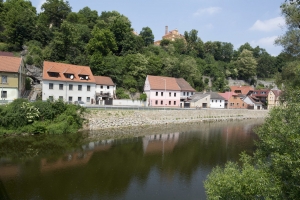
left=249, top=17, right=285, bottom=32
left=251, top=36, right=278, bottom=47
left=193, top=7, right=222, bottom=17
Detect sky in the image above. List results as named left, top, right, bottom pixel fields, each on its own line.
left=31, top=0, right=287, bottom=56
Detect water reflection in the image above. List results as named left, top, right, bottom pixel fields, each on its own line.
left=0, top=120, right=262, bottom=200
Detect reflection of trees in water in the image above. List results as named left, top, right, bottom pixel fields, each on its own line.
left=0, top=121, right=262, bottom=199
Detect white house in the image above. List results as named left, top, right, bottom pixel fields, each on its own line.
left=243, top=96, right=263, bottom=110
left=42, top=61, right=96, bottom=104
left=94, top=75, right=116, bottom=105
left=205, top=92, right=225, bottom=109
left=176, top=78, right=196, bottom=108
left=144, top=75, right=181, bottom=107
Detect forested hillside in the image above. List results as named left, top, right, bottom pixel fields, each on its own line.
left=0, top=0, right=291, bottom=92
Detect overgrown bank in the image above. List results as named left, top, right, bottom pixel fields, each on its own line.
left=84, top=109, right=269, bottom=131
left=0, top=99, right=85, bottom=135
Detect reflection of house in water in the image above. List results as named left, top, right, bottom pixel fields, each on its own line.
left=143, top=133, right=179, bottom=155
left=40, top=140, right=114, bottom=173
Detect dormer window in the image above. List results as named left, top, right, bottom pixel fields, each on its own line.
left=79, top=75, right=89, bottom=80
left=65, top=73, right=74, bottom=80
left=48, top=72, right=59, bottom=77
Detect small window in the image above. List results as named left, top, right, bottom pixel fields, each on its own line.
left=212, top=100, right=214, bottom=103
left=174, top=93, right=176, bottom=97
left=87, top=97, right=90, bottom=102
left=220, top=100, right=221, bottom=103
left=87, top=85, right=90, bottom=91
left=169, top=101, right=171, bottom=105
left=78, top=85, right=82, bottom=91
left=100, top=85, right=103, bottom=89
left=187, top=92, right=189, bottom=96
left=107, top=86, right=110, bottom=89
left=237, top=103, right=239, bottom=106
left=59, top=84, right=63, bottom=90
left=78, top=97, right=82, bottom=101
left=49, top=83, right=53, bottom=89
left=1, top=91, right=7, bottom=98
left=156, top=92, right=158, bottom=96
left=243, top=103, right=244, bottom=106
left=59, top=96, right=63, bottom=100
left=155, top=100, right=158, bottom=105
left=161, top=100, right=163, bottom=105
left=174, top=101, right=176, bottom=105
left=161, top=92, right=163, bottom=96
left=49, top=96, right=54, bottom=101
left=169, top=92, right=171, bottom=97
left=183, top=92, right=186, bottom=96
left=69, top=96, right=73, bottom=102
left=1, top=75, right=7, bottom=83
left=69, top=84, right=73, bottom=90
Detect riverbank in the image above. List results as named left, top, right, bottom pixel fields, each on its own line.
left=83, top=109, right=268, bottom=132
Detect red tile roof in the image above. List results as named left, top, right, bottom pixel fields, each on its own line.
left=176, top=78, right=196, bottom=92
left=271, top=89, right=281, bottom=97
left=230, top=86, right=254, bottom=95
left=219, top=92, right=237, bottom=100
left=0, top=56, right=22, bottom=73
left=43, top=61, right=95, bottom=83
left=147, top=75, right=181, bottom=91
left=94, top=76, right=115, bottom=86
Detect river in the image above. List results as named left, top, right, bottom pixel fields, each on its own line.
left=0, top=119, right=262, bottom=200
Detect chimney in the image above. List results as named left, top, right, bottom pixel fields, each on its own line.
left=165, top=26, right=168, bottom=35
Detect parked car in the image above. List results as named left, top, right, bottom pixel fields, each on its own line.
left=74, top=101, right=86, bottom=107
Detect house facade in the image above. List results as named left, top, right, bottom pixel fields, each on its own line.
left=189, top=93, right=210, bottom=108
left=0, top=56, right=26, bottom=102
left=94, top=76, right=116, bottom=105
left=267, top=89, right=281, bottom=109
left=209, top=92, right=225, bottom=109
left=176, top=78, right=196, bottom=108
left=249, top=89, right=270, bottom=108
left=243, top=96, right=263, bottom=110
left=144, top=75, right=181, bottom=107
left=42, top=61, right=96, bottom=104
left=228, top=94, right=248, bottom=109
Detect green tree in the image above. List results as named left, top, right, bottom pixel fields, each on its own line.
left=139, top=27, right=154, bottom=46
left=235, top=49, right=257, bottom=80
left=257, top=52, right=276, bottom=78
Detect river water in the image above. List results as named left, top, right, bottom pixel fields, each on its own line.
left=0, top=120, right=262, bottom=200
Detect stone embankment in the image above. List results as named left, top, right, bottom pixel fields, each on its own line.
left=84, top=109, right=269, bottom=131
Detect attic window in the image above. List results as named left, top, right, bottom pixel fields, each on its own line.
left=79, top=75, right=89, bottom=80
left=65, top=73, right=74, bottom=79
left=48, top=72, right=59, bottom=77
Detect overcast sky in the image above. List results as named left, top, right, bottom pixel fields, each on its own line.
left=31, top=0, right=286, bottom=56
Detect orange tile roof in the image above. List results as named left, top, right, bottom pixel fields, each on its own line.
left=218, top=92, right=237, bottom=100
left=0, top=56, right=22, bottom=73
left=147, top=75, right=181, bottom=91
left=43, top=61, right=95, bottom=83
left=94, top=76, right=115, bottom=86
left=230, top=86, right=254, bottom=95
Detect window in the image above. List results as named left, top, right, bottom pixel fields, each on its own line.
left=156, top=92, right=158, bottom=96
left=49, top=96, right=54, bottom=101
left=69, top=84, right=73, bottom=90
left=107, top=86, right=110, bottom=89
left=243, top=103, right=244, bottom=106
left=49, top=83, right=53, bottom=89
left=87, top=97, right=90, bottom=102
left=155, top=100, right=158, bottom=105
left=191, top=92, right=193, bottom=95
left=174, top=101, right=176, bottom=105
left=161, top=92, right=163, bottom=96
left=59, top=96, right=63, bottom=100
left=1, top=91, right=7, bottom=98
left=78, top=97, right=82, bottom=101
left=237, top=103, right=239, bottom=106
left=78, top=85, right=82, bottom=91
left=1, top=75, right=7, bottom=83
left=187, top=92, right=189, bottom=96
left=230, top=103, right=234, bottom=106
left=87, top=85, right=90, bottom=91
left=174, top=93, right=176, bottom=97
left=69, top=96, right=73, bottom=102
left=220, top=100, right=221, bottom=103
left=169, top=92, right=171, bottom=97
left=183, top=92, right=186, bottom=96
left=161, top=100, right=163, bottom=105
left=169, top=101, right=171, bottom=105
left=59, top=84, right=63, bottom=90
left=100, top=85, right=103, bottom=89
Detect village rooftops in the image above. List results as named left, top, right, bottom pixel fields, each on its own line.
left=147, top=75, right=181, bottom=91
left=0, top=56, right=22, bottom=73
left=42, top=61, right=95, bottom=83
left=230, top=85, right=254, bottom=95
left=94, top=76, right=115, bottom=86
left=189, top=93, right=210, bottom=102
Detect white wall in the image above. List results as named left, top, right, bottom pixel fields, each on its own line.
left=180, top=91, right=194, bottom=99
left=95, top=84, right=115, bottom=97
left=210, top=99, right=225, bottom=109
left=42, top=80, right=96, bottom=104
left=113, top=99, right=147, bottom=106
left=0, top=88, right=18, bottom=101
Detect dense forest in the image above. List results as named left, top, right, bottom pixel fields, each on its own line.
left=0, top=0, right=292, bottom=92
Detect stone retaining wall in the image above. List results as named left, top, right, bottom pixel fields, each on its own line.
left=84, top=109, right=269, bottom=131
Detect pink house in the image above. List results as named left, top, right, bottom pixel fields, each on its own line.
left=144, top=75, right=181, bottom=107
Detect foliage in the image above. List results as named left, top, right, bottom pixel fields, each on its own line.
left=116, top=88, right=130, bottom=99
left=25, top=77, right=31, bottom=90
left=235, top=49, right=257, bottom=80
left=139, top=93, right=147, bottom=101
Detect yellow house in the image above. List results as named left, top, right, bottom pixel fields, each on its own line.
left=0, top=56, right=26, bottom=102
left=267, top=89, right=281, bottom=110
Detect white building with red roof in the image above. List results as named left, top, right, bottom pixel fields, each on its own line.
left=0, top=56, right=26, bottom=102
left=144, top=75, right=189, bottom=107
left=42, top=61, right=96, bottom=104
left=94, top=75, right=116, bottom=104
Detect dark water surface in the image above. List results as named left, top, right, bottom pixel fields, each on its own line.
left=0, top=120, right=262, bottom=200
